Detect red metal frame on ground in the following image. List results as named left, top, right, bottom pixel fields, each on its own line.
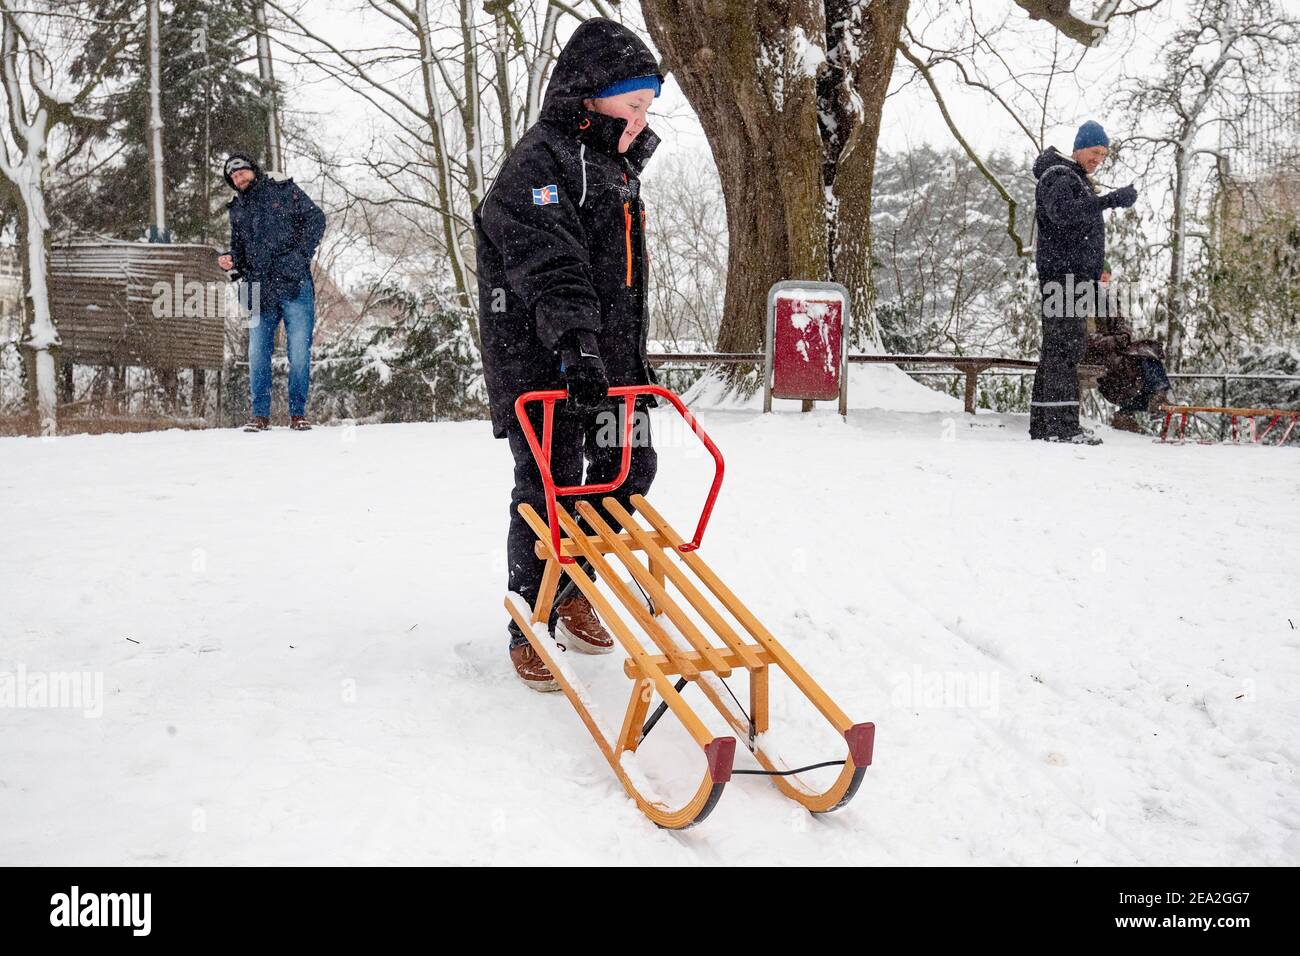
left=1158, top=404, right=1300, bottom=445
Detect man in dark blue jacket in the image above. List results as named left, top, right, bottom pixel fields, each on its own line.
left=218, top=153, right=326, bottom=432
left=1030, top=120, right=1137, bottom=444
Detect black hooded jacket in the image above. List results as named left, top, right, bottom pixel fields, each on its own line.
left=225, top=153, right=326, bottom=305
left=474, top=17, right=662, bottom=438
left=1033, top=146, right=1127, bottom=284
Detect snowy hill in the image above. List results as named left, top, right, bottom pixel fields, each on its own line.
left=2, top=381, right=1297, bottom=865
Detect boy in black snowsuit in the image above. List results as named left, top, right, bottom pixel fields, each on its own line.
left=474, top=18, right=663, bottom=691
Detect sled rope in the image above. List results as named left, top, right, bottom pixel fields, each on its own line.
left=732, top=760, right=846, bottom=777
left=641, top=670, right=754, bottom=743
left=639, top=670, right=846, bottom=777
left=640, top=677, right=689, bottom=739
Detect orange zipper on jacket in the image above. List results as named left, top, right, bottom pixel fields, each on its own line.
left=623, top=202, right=633, bottom=287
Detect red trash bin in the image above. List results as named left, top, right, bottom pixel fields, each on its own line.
left=764, top=280, right=849, bottom=414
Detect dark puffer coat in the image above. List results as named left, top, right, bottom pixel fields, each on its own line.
left=1033, top=146, right=1128, bottom=283
left=474, top=17, right=662, bottom=438
left=225, top=153, right=326, bottom=307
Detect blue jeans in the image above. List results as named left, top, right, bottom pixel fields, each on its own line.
left=1118, top=357, right=1171, bottom=413
left=248, top=279, right=315, bottom=418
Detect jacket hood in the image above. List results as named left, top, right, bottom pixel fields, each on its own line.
left=1033, top=146, right=1079, bottom=180
left=539, top=19, right=663, bottom=169
left=223, top=153, right=263, bottom=192
left=541, top=18, right=662, bottom=117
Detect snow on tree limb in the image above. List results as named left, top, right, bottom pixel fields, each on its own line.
left=1011, top=0, right=1118, bottom=46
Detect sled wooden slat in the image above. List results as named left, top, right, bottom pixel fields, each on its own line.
left=552, top=506, right=706, bottom=679
left=534, top=555, right=562, bottom=625
left=506, top=596, right=615, bottom=765
left=517, top=505, right=707, bottom=716
left=533, top=527, right=671, bottom=560
left=599, top=498, right=767, bottom=672
left=622, top=646, right=776, bottom=679
left=573, top=500, right=734, bottom=677
left=750, top=665, right=770, bottom=736
left=623, top=494, right=876, bottom=810
left=1159, top=404, right=1300, bottom=418
left=519, top=504, right=699, bottom=679
left=618, top=678, right=653, bottom=755
left=630, top=494, right=855, bottom=733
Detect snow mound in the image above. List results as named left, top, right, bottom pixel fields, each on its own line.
left=684, top=361, right=963, bottom=414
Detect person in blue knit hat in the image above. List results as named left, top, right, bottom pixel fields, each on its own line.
left=475, top=18, right=665, bottom=691
left=1028, top=119, right=1138, bottom=445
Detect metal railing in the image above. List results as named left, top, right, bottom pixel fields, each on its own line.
left=647, top=352, right=1300, bottom=424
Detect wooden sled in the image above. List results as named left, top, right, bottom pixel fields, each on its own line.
left=1158, top=404, right=1300, bottom=445
left=505, top=385, right=874, bottom=829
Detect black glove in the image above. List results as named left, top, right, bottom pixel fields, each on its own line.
left=559, top=330, right=608, bottom=413
left=1107, top=184, right=1138, bottom=209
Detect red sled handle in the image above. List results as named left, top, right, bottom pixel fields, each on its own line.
left=513, top=385, right=725, bottom=565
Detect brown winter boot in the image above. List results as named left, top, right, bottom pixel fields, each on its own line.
left=1111, top=410, right=1144, bottom=433
left=554, top=592, right=615, bottom=654
left=243, top=416, right=270, bottom=432
left=509, top=642, right=560, bottom=692
left=290, top=416, right=312, bottom=431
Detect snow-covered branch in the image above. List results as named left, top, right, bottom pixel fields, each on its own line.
left=1012, top=0, right=1119, bottom=47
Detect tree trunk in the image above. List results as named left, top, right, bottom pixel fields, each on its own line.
left=253, top=1, right=283, bottom=171
left=458, top=0, right=484, bottom=209
left=192, top=367, right=206, bottom=416
left=823, top=0, right=904, bottom=350
left=1166, top=142, right=1189, bottom=370
left=641, top=0, right=907, bottom=386
left=14, top=170, right=59, bottom=433
left=490, top=4, right=515, bottom=154
left=146, top=0, right=167, bottom=240
left=525, top=4, right=560, bottom=129
left=59, top=359, right=73, bottom=405
left=415, top=0, right=475, bottom=317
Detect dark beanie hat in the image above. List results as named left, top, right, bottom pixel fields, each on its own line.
left=594, top=74, right=661, bottom=99
left=1074, top=120, right=1110, bottom=151
left=223, top=155, right=253, bottom=178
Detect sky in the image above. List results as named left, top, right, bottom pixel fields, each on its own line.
left=274, top=0, right=1182, bottom=184
left=261, top=0, right=1201, bottom=290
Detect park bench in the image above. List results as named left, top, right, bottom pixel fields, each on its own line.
left=649, top=352, right=1041, bottom=413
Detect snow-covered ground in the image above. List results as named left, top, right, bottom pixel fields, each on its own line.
left=1, top=369, right=1296, bottom=865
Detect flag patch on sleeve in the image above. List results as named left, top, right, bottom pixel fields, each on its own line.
left=532, top=185, right=559, bottom=205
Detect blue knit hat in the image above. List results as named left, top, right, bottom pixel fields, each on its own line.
left=1074, top=120, right=1110, bottom=151
left=594, top=74, right=661, bottom=99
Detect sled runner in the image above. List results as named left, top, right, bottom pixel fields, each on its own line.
left=505, top=384, right=875, bottom=829
left=1158, top=404, right=1300, bottom=446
